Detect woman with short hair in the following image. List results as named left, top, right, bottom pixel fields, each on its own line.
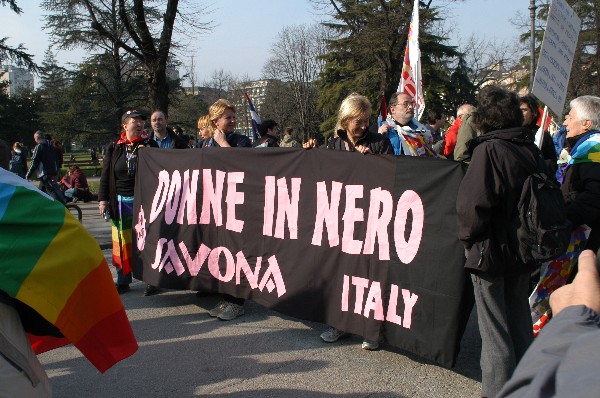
left=98, top=110, right=158, bottom=294
left=559, top=95, right=600, bottom=253
left=456, top=86, right=537, bottom=398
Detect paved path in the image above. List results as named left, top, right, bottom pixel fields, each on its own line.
left=39, top=202, right=483, bottom=397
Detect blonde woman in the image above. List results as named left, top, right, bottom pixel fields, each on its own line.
left=305, top=93, right=392, bottom=350
left=304, top=93, right=392, bottom=155
left=201, top=99, right=251, bottom=320
left=196, top=114, right=212, bottom=148
left=201, top=99, right=252, bottom=148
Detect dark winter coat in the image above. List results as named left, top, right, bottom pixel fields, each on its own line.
left=325, top=129, right=394, bottom=155
left=25, top=139, right=60, bottom=180
left=560, top=132, right=600, bottom=252
left=456, top=127, right=539, bottom=276
left=98, top=136, right=158, bottom=222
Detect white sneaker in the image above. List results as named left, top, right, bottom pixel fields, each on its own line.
left=217, top=303, right=245, bottom=321
left=208, top=300, right=228, bottom=317
left=320, top=327, right=350, bottom=343
left=361, top=339, right=379, bottom=350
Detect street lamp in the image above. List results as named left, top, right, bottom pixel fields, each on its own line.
left=529, top=0, right=537, bottom=91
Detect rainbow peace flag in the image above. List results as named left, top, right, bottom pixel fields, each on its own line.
left=0, top=169, right=137, bottom=373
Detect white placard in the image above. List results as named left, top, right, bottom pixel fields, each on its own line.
left=532, top=0, right=581, bottom=116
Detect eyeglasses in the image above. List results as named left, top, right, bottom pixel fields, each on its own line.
left=397, top=101, right=415, bottom=108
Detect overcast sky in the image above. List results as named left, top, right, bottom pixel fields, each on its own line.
left=1, top=0, right=530, bottom=84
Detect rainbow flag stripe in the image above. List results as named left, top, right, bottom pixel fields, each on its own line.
left=0, top=170, right=137, bottom=373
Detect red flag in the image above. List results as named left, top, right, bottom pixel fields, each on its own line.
left=398, top=0, right=425, bottom=120
left=377, top=94, right=388, bottom=126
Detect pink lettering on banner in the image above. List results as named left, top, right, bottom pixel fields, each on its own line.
left=236, top=253, right=262, bottom=288
left=341, top=274, right=349, bottom=311
left=393, top=190, right=424, bottom=264
left=199, top=169, right=225, bottom=226
left=178, top=242, right=211, bottom=276
left=164, top=170, right=182, bottom=224
left=160, top=240, right=288, bottom=297
left=363, top=281, right=384, bottom=321
left=351, top=276, right=369, bottom=314
left=225, top=172, right=244, bottom=233
left=363, top=187, right=393, bottom=260
left=258, top=256, right=287, bottom=296
left=207, top=247, right=236, bottom=282
left=386, top=285, right=403, bottom=326
left=341, top=274, right=418, bottom=327
left=274, top=177, right=301, bottom=239
left=386, top=284, right=419, bottom=328
left=311, top=181, right=342, bottom=247
left=342, top=185, right=365, bottom=255
left=401, top=289, right=418, bottom=328
left=263, top=176, right=276, bottom=236
left=149, top=170, right=170, bottom=223
left=176, top=170, right=199, bottom=225
left=150, top=238, right=186, bottom=275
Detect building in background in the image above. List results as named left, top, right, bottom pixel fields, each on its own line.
left=232, top=79, right=276, bottom=140
left=0, top=65, right=34, bottom=97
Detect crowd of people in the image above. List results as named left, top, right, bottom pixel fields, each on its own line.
left=4, top=87, right=600, bottom=397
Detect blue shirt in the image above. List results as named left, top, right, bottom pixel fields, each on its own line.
left=154, top=133, right=173, bottom=149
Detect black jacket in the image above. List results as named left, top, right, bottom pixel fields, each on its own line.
left=326, top=129, right=393, bottom=155
left=457, top=127, right=538, bottom=275
left=253, top=134, right=279, bottom=148
left=25, top=139, right=60, bottom=180
left=560, top=132, right=600, bottom=252
left=98, top=136, right=158, bottom=221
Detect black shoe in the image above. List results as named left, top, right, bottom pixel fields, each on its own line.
left=144, top=284, right=160, bottom=296
left=116, top=284, right=130, bottom=294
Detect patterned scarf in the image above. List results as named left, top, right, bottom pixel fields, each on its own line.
left=385, top=115, right=437, bottom=157
left=116, top=130, right=150, bottom=176
left=556, top=131, right=600, bottom=183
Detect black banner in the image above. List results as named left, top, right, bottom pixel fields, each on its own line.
left=132, top=147, right=470, bottom=367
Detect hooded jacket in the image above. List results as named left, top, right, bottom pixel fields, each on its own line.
left=457, top=126, right=539, bottom=275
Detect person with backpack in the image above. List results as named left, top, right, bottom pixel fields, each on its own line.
left=456, top=86, right=538, bottom=398
left=9, top=142, right=27, bottom=178
left=559, top=96, right=600, bottom=253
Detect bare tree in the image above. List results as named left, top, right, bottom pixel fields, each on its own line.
left=202, top=69, right=236, bottom=101
left=456, top=34, right=522, bottom=89
left=263, top=24, right=329, bottom=136
left=42, top=0, right=213, bottom=114
left=183, top=55, right=199, bottom=95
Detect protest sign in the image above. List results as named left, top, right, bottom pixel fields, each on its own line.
left=532, top=0, right=581, bottom=116
left=132, top=147, right=470, bottom=367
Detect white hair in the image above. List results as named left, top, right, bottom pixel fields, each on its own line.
left=570, top=95, right=600, bottom=130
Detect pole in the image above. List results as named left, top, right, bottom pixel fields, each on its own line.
left=529, top=0, right=537, bottom=91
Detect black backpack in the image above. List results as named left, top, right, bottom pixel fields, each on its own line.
left=511, top=145, right=572, bottom=265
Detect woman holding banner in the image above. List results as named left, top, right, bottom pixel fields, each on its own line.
left=98, top=110, right=158, bottom=294
left=305, top=93, right=392, bottom=350
left=204, top=99, right=252, bottom=321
